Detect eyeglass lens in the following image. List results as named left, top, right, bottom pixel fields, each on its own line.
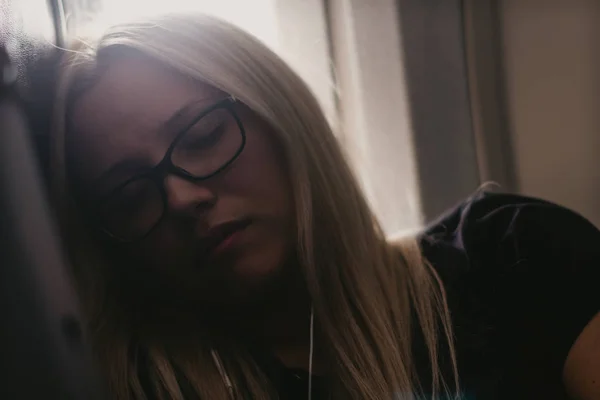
left=99, top=106, right=243, bottom=241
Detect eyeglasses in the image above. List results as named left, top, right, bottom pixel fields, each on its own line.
left=90, top=97, right=245, bottom=243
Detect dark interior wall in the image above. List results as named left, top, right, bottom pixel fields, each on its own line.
left=462, top=0, right=516, bottom=193
left=395, top=0, right=481, bottom=220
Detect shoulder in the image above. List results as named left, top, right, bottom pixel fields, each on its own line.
left=420, top=191, right=600, bottom=392
left=421, top=191, right=600, bottom=279
left=425, top=190, right=599, bottom=247
left=421, top=190, right=600, bottom=319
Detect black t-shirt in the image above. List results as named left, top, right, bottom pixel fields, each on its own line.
left=142, top=192, right=600, bottom=399
left=266, top=192, right=600, bottom=399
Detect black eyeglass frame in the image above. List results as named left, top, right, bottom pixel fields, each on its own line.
left=88, top=96, right=246, bottom=244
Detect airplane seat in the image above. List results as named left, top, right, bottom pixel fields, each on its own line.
left=0, top=0, right=102, bottom=398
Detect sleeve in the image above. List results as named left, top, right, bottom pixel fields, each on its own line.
left=460, top=192, right=600, bottom=381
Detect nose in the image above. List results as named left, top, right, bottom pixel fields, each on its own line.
left=164, top=175, right=216, bottom=216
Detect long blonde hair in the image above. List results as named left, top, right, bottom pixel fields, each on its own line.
left=50, top=13, right=458, bottom=400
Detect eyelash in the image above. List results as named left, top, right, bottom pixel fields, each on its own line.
left=183, top=123, right=226, bottom=149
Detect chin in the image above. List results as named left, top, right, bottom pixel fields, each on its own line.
left=235, top=253, right=280, bottom=277
left=228, top=256, right=281, bottom=290
left=205, top=251, right=287, bottom=305
left=148, top=241, right=290, bottom=311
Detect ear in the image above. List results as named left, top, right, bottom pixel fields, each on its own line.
left=563, top=311, right=600, bottom=399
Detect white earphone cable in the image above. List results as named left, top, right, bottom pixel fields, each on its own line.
left=211, top=349, right=235, bottom=398
left=212, top=305, right=316, bottom=400
left=308, top=306, right=315, bottom=400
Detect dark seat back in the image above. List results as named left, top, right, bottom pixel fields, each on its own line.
left=0, top=1, right=102, bottom=398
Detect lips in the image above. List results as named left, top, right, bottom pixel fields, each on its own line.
left=200, top=218, right=251, bottom=256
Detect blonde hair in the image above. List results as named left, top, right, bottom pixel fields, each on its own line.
left=50, top=13, right=459, bottom=400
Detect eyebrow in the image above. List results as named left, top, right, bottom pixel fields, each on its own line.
left=159, top=97, right=218, bottom=135
left=94, top=97, right=219, bottom=187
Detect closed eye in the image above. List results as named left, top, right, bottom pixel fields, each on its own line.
left=185, top=123, right=227, bottom=150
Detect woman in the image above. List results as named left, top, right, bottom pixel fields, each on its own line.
left=50, top=13, right=600, bottom=400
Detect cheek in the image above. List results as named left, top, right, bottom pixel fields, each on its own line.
left=127, top=228, right=194, bottom=271
left=225, top=126, right=293, bottom=213
left=220, top=126, right=296, bottom=269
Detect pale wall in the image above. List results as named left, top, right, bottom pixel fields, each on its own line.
left=501, top=0, right=600, bottom=227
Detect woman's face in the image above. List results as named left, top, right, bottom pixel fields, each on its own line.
left=70, top=55, right=295, bottom=305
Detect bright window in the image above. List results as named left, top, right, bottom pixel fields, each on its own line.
left=63, top=0, right=335, bottom=125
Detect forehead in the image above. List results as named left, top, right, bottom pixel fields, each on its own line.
left=69, top=55, right=223, bottom=181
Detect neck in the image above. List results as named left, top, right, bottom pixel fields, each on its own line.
left=214, top=265, right=310, bottom=339
left=206, top=265, right=325, bottom=373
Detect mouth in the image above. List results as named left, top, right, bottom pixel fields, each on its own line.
left=201, top=218, right=252, bottom=257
